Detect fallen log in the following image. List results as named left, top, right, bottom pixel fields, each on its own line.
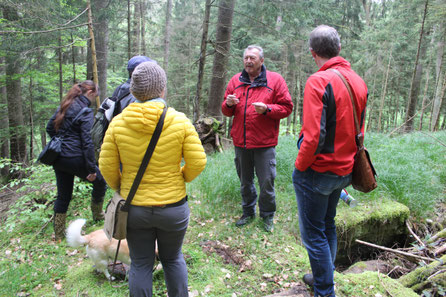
left=398, top=254, right=446, bottom=288
left=355, top=239, right=435, bottom=263
left=409, top=270, right=446, bottom=292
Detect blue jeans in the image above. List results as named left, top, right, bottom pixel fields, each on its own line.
left=292, top=168, right=351, bottom=297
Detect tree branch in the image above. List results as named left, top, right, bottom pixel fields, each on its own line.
left=355, top=239, right=435, bottom=263
left=0, top=22, right=89, bottom=35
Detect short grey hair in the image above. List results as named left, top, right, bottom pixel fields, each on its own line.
left=244, top=45, right=264, bottom=59
left=309, top=25, right=341, bottom=59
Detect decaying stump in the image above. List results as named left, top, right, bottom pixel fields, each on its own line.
left=194, top=117, right=232, bottom=154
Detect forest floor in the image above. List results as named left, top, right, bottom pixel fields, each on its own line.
left=0, top=183, right=428, bottom=297
left=1, top=132, right=444, bottom=296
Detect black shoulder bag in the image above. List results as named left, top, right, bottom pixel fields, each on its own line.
left=37, top=107, right=89, bottom=166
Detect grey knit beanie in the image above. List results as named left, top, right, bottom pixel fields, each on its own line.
left=130, top=62, right=167, bottom=101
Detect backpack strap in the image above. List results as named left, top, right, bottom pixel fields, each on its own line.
left=58, top=107, right=90, bottom=137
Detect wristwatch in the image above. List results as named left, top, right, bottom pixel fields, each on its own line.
left=263, top=106, right=271, bottom=115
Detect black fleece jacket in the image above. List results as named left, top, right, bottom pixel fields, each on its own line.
left=46, top=95, right=96, bottom=173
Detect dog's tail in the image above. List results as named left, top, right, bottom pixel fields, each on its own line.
left=66, top=219, right=88, bottom=248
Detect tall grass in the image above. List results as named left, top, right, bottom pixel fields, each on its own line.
left=190, top=131, right=446, bottom=218
left=358, top=131, right=445, bottom=216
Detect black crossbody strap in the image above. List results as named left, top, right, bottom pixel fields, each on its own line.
left=120, top=106, right=167, bottom=212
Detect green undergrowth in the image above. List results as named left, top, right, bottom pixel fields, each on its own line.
left=0, top=131, right=444, bottom=296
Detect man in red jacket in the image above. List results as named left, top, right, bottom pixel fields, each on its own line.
left=222, top=45, right=293, bottom=232
left=293, top=26, right=368, bottom=296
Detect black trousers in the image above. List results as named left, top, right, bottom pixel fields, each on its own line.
left=53, top=156, right=107, bottom=213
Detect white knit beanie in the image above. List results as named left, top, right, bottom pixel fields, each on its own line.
left=130, top=62, right=167, bottom=101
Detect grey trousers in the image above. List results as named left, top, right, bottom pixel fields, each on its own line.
left=234, top=146, right=277, bottom=218
left=127, top=202, right=190, bottom=297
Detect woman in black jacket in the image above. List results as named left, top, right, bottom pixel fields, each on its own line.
left=46, top=80, right=107, bottom=240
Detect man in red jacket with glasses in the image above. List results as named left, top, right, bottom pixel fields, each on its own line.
left=293, top=25, right=368, bottom=297
left=222, top=45, right=293, bottom=232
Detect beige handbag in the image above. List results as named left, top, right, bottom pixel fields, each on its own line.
left=104, top=192, right=128, bottom=240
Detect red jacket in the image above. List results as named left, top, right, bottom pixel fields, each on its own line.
left=222, top=65, right=293, bottom=148
left=295, top=56, right=368, bottom=175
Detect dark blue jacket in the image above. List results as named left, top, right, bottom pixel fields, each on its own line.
left=46, top=95, right=96, bottom=173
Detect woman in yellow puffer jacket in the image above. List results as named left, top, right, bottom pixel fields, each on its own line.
left=99, top=61, right=206, bottom=297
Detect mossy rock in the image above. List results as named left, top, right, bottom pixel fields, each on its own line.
left=335, top=198, right=410, bottom=264
left=336, top=271, right=418, bottom=297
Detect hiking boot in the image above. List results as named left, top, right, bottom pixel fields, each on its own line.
left=235, top=214, right=255, bottom=227
left=302, top=273, right=314, bottom=287
left=91, top=200, right=105, bottom=221
left=263, top=215, right=274, bottom=232
left=54, top=212, right=67, bottom=241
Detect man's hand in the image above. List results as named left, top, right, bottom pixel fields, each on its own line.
left=86, top=173, right=97, bottom=182
left=252, top=102, right=267, bottom=114
left=226, top=94, right=240, bottom=107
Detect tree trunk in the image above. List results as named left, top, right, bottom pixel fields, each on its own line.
left=87, top=0, right=100, bottom=108
left=193, top=0, right=212, bottom=123
left=431, top=21, right=445, bottom=131
left=403, top=0, right=429, bottom=132
left=377, top=50, right=392, bottom=133
left=163, top=0, right=172, bottom=72
left=3, top=5, right=26, bottom=164
left=362, top=0, right=371, bottom=27
left=140, top=0, right=147, bottom=56
left=132, top=1, right=141, bottom=56
left=365, top=63, right=378, bottom=132
left=418, top=64, right=431, bottom=130
left=287, top=67, right=296, bottom=135
left=58, top=33, right=63, bottom=102
left=0, top=56, right=10, bottom=176
left=207, top=0, right=236, bottom=119
left=71, top=32, right=77, bottom=83
left=432, top=73, right=446, bottom=131
left=92, top=0, right=109, bottom=101
left=127, top=0, right=131, bottom=60
left=29, top=77, right=34, bottom=161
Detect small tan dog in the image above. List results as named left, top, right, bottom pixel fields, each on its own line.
left=66, top=219, right=130, bottom=280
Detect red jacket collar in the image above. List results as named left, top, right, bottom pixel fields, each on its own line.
left=318, top=56, right=351, bottom=72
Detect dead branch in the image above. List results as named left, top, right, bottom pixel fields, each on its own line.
left=434, top=243, right=446, bottom=256
left=215, top=134, right=223, bottom=153
left=0, top=23, right=89, bottom=35
left=427, top=228, right=446, bottom=244
left=419, top=131, right=446, bottom=147
left=406, top=220, right=425, bottom=247
left=30, top=214, right=53, bottom=242
left=410, top=270, right=446, bottom=292
left=388, top=99, right=434, bottom=136
left=377, top=271, right=395, bottom=297
left=427, top=268, right=446, bottom=281
left=355, top=239, right=435, bottom=263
